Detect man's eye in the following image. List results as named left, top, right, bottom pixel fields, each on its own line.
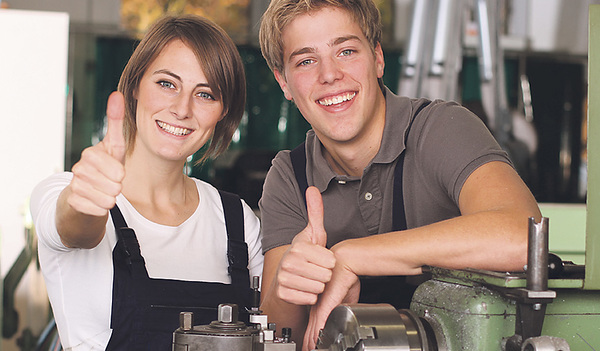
left=299, top=59, right=314, bottom=66
left=158, top=81, right=175, bottom=89
left=340, top=49, right=354, bottom=57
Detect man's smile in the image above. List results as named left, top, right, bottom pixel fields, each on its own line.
left=317, top=92, right=356, bottom=106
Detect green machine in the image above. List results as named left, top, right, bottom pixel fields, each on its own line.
left=314, top=5, right=600, bottom=351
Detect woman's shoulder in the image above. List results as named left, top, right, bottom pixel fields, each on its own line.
left=190, top=177, right=220, bottom=200
left=31, top=172, right=73, bottom=214
left=189, top=177, right=258, bottom=222
left=33, top=171, right=73, bottom=190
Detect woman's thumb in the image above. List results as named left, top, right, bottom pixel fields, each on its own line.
left=104, top=91, right=126, bottom=163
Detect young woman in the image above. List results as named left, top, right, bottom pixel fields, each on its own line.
left=30, top=15, right=263, bottom=350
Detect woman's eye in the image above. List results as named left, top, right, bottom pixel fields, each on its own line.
left=158, top=80, right=175, bottom=89
left=197, top=91, right=215, bottom=100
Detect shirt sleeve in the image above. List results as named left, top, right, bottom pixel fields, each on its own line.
left=413, top=100, right=512, bottom=205
left=258, top=150, right=309, bottom=254
left=30, top=172, right=74, bottom=252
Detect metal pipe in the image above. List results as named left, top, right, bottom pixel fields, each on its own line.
left=430, top=0, right=452, bottom=76
left=476, top=0, right=493, bottom=82
left=527, top=217, right=549, bottom=292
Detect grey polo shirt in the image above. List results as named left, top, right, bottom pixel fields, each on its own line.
left=259, top=88, right=511, bottom=253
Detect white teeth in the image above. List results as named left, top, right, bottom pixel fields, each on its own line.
left=156, top=121, right=192, bottom=136
left=318, top=92, right=356, bottom=106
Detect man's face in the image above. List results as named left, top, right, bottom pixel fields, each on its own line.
left=274, top=6, right=386, bottom=147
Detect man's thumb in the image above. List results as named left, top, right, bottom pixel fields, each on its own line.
left=104, top=91, right=126, bottom=163
left=306, top=186, right=327, bottom=247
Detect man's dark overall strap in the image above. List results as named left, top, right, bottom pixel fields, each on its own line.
left=290, top=142, right=309, bottom=205
left=391, top=101, right=430, bottom=231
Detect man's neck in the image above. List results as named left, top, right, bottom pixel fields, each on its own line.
left=319, top=113, right=386, bottom=177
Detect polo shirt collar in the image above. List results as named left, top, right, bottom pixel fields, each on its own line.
left=372, top=87, right=413, bottom=165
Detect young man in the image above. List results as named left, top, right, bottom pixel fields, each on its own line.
left=258, top=0, right=541, bottom=349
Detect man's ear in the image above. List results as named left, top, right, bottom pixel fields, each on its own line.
left=374, top=43, right=385, bottom=79
left=274, top=69, right=293, bottom=101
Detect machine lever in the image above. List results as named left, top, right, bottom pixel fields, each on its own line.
left=505, top=217, right=563, bottom=351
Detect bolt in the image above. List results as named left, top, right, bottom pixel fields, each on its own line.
left=218, top=304, right=238, bottom=323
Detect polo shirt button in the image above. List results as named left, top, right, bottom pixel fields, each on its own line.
left=364, top=192, right=373, bottom=201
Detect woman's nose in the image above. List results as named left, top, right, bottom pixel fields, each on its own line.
left=170, top=94, right=192, bottom=119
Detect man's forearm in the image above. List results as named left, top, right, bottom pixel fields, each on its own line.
left=332, top=209, right=531, bottom=277
left=332, top=162, right=540, bottom=276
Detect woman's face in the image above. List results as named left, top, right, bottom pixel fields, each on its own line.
left=133, top=39, right=224, bottom=163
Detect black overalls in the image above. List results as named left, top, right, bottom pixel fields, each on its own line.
left=289, top=102, right=430, bottom=309
left=105, top=190, right=252, bottom=350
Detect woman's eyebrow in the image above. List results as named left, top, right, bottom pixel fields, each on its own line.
left=153, top=69, right=210, bottom=88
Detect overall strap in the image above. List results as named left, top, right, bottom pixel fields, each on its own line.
left=290, top=142, right=308, bottom=205
left=218, top=190, right=250, bottom=290
left=392, top=100, right=431, bottom=231
left=110, top=204, right=128, bottom=229
left=391, top=154, right=407, bottom=232
left=109, top=205, right=148, bottom=278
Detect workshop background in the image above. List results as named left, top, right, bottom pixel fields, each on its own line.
left=0, top=0, right=596, bottom=350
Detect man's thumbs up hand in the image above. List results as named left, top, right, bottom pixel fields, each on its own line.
left=305, top=186, right=328, bottom=247
left=273, top=186, right=336, bottom=306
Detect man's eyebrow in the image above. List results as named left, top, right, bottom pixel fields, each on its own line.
left=287, top=35, right=362, bottom=63
left=288, top=47, right=315, bottom=63
left=331, top=35, right=360, bottom=46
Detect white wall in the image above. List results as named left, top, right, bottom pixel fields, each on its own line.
left=0, top=9, right=69, bottom=350
left=528, top=0, right=597, bottom=55
left=1, top=0, right=120, bottom=27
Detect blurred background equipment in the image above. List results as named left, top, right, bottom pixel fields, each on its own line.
left=0, top=0, right=598, bottom=350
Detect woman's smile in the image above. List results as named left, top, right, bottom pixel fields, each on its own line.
left=156, top=120, right=193, bottom=136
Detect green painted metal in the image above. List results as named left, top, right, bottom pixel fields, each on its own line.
left=412, top=271, right=600, bottom=350
left=586, top=5, right=600, bottom=290
left=539, top=203, right=586, bottom=264
left=427, top=267, right=584, bottom=290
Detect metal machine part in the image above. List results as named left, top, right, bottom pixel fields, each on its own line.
left=172, top=304, right=258, bottom=351
left=521, top=336, right=570, bottom=351
left=503, top=218, right=559, bottom=350
left=316, top=304, right=443, bottom=350
left=172, top=303, right=296, bottom=351
left=172, top=278, right=296, bottom=351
